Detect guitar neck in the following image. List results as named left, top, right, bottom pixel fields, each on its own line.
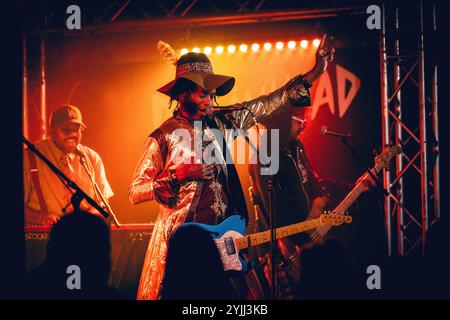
left=334, top=163, right=383, bottom=215
left=234, top=158, right=387, bottom=251
left=235, top=218, right=323, bottom=250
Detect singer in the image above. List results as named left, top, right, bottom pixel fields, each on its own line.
left=128, top=34, right=334, bottom=300
left=23, top=105, right=114, bottom=225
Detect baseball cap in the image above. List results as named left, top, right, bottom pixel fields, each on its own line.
left=49, top=104, right=87, bottom=129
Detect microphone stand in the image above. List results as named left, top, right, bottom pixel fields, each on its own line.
left=79, top=156, right=121, bottom=227
left=22, top=136, right=110, bottom=220
left=223, top=113, right=278, bottom=300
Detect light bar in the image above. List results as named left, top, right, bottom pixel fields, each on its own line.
left=180, top=38, right=318, bottom=55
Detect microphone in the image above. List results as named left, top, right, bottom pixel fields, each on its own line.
left=320, top=125, right=352, bottom=138
left=211, top=105, right=246, bottom=114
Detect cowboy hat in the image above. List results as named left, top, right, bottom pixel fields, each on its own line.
left=157, top=52, right=235, bottom=97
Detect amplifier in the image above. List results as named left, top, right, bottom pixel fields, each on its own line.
left=25, top=223, right=154, bottom=299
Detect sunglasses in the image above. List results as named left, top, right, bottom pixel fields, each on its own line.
left=60, top=124, right=84, bottom=135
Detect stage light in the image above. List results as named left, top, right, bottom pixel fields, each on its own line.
left=215, top=45, right=224, bottom=54
left=186, top=38, right=315, bottom=55
left=204, top=46, right=212, bottom=55
left=227, top=45, right=236, bottom=53
left=287, top=41, right=296, bottom=49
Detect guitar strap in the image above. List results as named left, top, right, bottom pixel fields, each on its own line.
left=27, top=149, right=49, bottom=214
left=248, top=185, right=269, bottom=230
left=205, top=115, right=248, bottom=222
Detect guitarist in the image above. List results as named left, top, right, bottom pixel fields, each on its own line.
left=129, top=36, right=334, bottom=300
left=248, top=107, right=366, bottom=299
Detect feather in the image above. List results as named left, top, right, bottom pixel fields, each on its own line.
left=157, top=40, right=178, bottom=66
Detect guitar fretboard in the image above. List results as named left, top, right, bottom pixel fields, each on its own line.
left=235, top=218, right=323, bottom=250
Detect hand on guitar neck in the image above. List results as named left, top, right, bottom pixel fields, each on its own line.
left=306, top=175, right=375, bottom=244
left=356, top=174, right=377, bottom=191
left=305, top=195, right=329, bottom=245
left=307, top=195, right=329, bottom=220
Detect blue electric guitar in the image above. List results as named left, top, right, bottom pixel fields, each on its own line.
left=177, top=213, right=351, bottom=272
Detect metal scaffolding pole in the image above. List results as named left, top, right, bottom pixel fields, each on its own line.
left=380, top=3, right=392, bottom=256
left=431, top=4, right=440, bottom=222
left=394, top=8, right=405, bottom=256
left=417, top=0, right=429, bottom=255
left=22, top=34, right=28, bottom=141
left=40, top=36, right=47, bottom=140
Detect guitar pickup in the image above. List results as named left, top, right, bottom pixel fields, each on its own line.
left=224, top=237, right=236, bottom=255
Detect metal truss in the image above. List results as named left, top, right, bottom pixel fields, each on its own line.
left=88, top=0, right=270, bottom=21
left=20, top=0, right=365, bottom=32
left=22, top=35, right=48, bottom=142
left=380, top=1, right=441, bottom=256
left=20, top=0, right=272, bottom=29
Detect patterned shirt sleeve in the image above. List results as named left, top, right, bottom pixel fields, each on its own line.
left=128, top=135, right=179, bottom=207
left=231, top=74, right=312, bottom=131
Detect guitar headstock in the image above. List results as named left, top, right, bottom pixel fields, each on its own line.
left=374, top=145, right=402, bottom=172
left=320, top=213, right=352, bottom=226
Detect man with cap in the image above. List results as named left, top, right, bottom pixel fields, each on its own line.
left=24, top=105, right=114, bottom=225
left=129, top=36, right=334, bottom=300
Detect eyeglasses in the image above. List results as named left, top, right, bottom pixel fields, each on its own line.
left=60, top=125, right=83, bottom=135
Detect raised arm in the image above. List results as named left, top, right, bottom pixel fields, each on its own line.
left=230, top=34, right=335, bottom=131
left=230, top=75, right=312, bottom=131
